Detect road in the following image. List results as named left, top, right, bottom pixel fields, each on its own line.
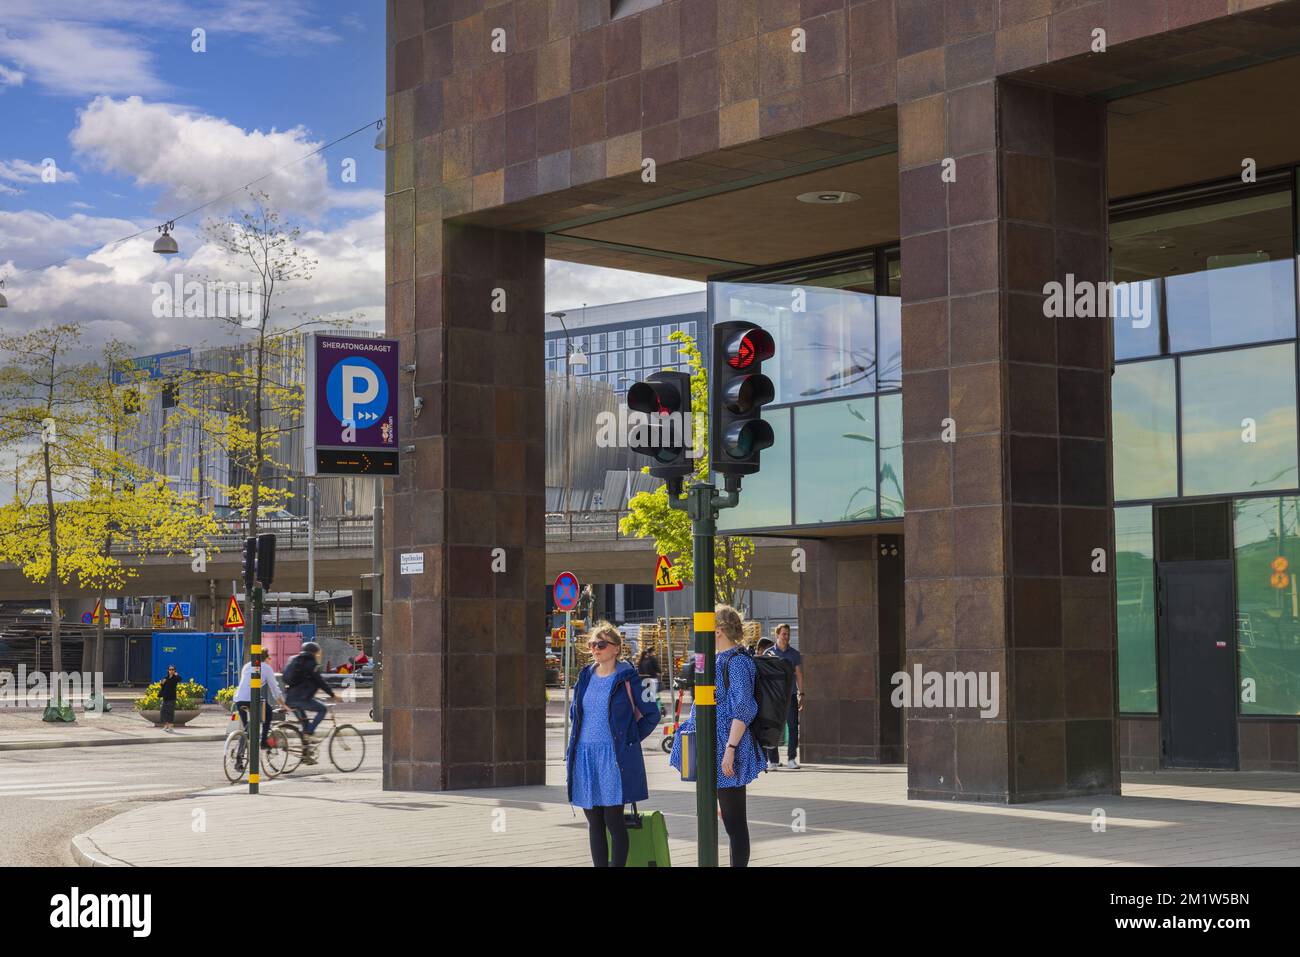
left=0, top=732, right=381, bottom=865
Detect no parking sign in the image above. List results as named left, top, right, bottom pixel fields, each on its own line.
left=554, top=571, right=581, bottom=612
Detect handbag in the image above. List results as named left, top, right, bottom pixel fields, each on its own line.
left=610, top=803, right=671, bottom=867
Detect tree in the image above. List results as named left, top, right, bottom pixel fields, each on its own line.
left=170, top=191, right=319, bottom=540
left=618, top=331, right=756, bottom=609
left=0, top=330, right=219, bottom=700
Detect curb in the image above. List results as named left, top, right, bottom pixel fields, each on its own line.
left=70, top=833, right=127, bottom=868
left=1, top=724, right=386, bottom=753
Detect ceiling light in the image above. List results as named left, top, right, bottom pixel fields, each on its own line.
left=797, top=190, right=861, bottom=205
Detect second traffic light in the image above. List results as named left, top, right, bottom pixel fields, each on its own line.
left=242, top=533, right=278, bottom=591
left=711, top=320, right=776, bottom=475
left=627, top=370, right=694, bottom=479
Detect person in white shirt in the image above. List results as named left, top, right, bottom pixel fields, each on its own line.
left=233, top=658, right=283, bottom=749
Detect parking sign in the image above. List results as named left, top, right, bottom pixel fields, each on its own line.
left=305, top=333, right=400, bottom=476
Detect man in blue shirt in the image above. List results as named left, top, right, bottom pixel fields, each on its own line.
left=764, top=623, right=804, bottom=769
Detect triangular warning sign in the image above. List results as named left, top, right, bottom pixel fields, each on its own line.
left=91, top=599, right=108, bottom=624
left=169, top=602, right=186, bottom=622
left=655, top=554, right=682, bottom=591
left=224, top=596, right=246, bottom=629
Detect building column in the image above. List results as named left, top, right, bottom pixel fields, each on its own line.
left=897, top=78, right=1118, bottom=801
left=797, top=535, right=903, bottom=764
left=382, top=216, right=548, bottom=791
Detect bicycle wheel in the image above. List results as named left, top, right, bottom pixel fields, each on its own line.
left=263, top=726, right=293, bottom=776
left=328, top=724, right=365, bottom=772
left=223, top=730, right=248, bottom=783
left=271, top=723, right=305, bottom=774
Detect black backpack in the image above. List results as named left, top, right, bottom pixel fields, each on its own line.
left=281, top=653, right=310, bottom=689
left=719, top=647, right=794, bottom=754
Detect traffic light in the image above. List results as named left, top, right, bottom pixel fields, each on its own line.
left=627, top=370, right=694, bottom=479
left=241, top=537, right=257, bottom=592
left=255, top=533, right=277, bottom=589
left=711, top=320, right=776, bottom=475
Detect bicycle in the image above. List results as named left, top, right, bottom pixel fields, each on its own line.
left=269, top=701, right=365, bottom=775
left=222, top=706, right=292, bottom=783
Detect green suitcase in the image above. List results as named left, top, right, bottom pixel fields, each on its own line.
left=609, top=804, right=671, bottom=867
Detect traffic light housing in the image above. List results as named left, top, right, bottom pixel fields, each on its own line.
left=711, top=320, right=776, bottom=475
left=255, top=533, right=277, bottom=589
left=627, top=370, right=695, bottom=479
left=242, top=537, right=258, bottom=592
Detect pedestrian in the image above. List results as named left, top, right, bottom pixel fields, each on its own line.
left=669, top=604, right=764, bottom=867
left=233, top=656, right=283, bottom=748
left=158, top=664, right=182, bottom=732
left=566, top=621, right=660, bottom=867
left=756, top=637, right=775, bottom=656
left=637, top=644, right=662, bottom=716
left=766, top=623, right=804, bottom=769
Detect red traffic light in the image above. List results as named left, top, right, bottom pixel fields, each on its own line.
left=723, top=328, right=774, bottom=370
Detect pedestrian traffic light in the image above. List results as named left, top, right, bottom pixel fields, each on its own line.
left=242, top=536, right=257, bottom=592
left=255, top=533, right=276, bottom=589
left=711, top=320, right=776, bottom=475
left=627, top=370, right=694, bottom=479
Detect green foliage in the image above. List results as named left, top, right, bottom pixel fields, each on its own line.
left=618, top=330, right=755, bottom=607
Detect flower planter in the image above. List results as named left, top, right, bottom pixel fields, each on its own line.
left=138, top=709, right=202, bottom=727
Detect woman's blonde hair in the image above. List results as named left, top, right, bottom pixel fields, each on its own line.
left=588, top=621, right=623, bottom=651
left=714, top=604, right=744, bottom=644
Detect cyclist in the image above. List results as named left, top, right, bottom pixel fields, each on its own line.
left=233, top=655, right=282, bottom=750
left=282, top=641, right=338, bottom=747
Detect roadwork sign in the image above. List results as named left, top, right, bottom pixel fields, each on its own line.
left=224, top=596, right=246, bottom=629
left=655, top=554, right=683, bottom=592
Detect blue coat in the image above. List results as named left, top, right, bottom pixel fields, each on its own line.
left=566, top=661, right=660, bottom=805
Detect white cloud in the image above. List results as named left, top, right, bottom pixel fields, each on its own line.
left=0, top=23, right=166, bottom=97
left=546, top=261, right=705, bottom=312
left=0, top=210, right=141, bottom=269
left=0, top=63, right=24, bottom=88
left=71, top=96, right=377, bottom=219
left=0, top=159, right=80, bottom=187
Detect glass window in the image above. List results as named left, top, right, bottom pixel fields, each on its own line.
left=686, top=321, right=697, bottom=339
left=1180, top=343, right=1298, bottom=497
left=717, top=407, right=792, bottom=531
left=644, top=346, right=659, bottom=367
left=573, top=335, right=587, bottom=351
left=877, top=295, right=901, bottom=391
left=879, top=393, right=903, bottom=518
left=625, top=328, right=640, bottom=348
left=591, top=353, right=607, bottom=373
left=710, top=282, right=877, bottom=402
left=1235, top=495, right=1300, bottom=715
left=1116, top=506, right=1158, bottom=713
left=609, top=330, right=622, bottom=350
left=1110, top=280, right=1162, bottom=361
left=545, top=339, right=556, bottom=358
left=626, top=348, right=641, bottom=368
left=608, top=352, right=622, bottom=371
left=661, top=342, right=678, bottom=364
left=591, top=332, right=605, bottom=352
left=795, top=399, right=878, bottom=524
left=1111, top=187, right=1296, bottom=354
left=1113, top=359, right=1178, bottom=501
left=644, top=326, right=660, bottom=345
left=545, top=359, right=557, bottom=374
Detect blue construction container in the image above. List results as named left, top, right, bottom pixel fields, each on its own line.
left=150, top=632, right=242, bottom=702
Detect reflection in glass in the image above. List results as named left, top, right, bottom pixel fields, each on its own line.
left=717, top=407, right=792, bottom=531
left=1235, top=496, right=1300, bottom=715
left=877, top=297, right=901, bottom=391
left=879, top=393, right=903, bottom=518
left=1180, top=344, right=1298, bottom=497
left=795, top=400, right=877, bottom=524
left=1110, top=279, right=1161, bottom=361
left=1112, top=359, right=1178, bottom=501
left=1111, top=187, right=1295, bottom=354
left=1116, top=506, right=1158, bottom=713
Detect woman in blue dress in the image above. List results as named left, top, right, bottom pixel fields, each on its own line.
left=669, top=604, right=765, bottom=866
left=566, top=622, right=661, bottom=867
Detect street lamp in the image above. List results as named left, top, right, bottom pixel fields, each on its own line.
left=373, top=118, right=386, bottom=151
left=0, top=278, right=7, bottom=308
left=153, top=222, right=179, bottom=255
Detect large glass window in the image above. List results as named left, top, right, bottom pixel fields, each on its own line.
left=879, top=393, right=903, bottom=518
left=1113, top=359, right=1178, bottom=501
left=1111, top=185, right=1295, bottom=357
left=1180, top=343, right=1298, bottom=497
left=717, top=408, right=792, bottom=531
left=1235, top=496, right=1300, bottom=716
left=794, top=399, right=878, bottom=524
left=877, top=296, right=901, bottom=391
left=1116, top=506, right=1158, bottom=713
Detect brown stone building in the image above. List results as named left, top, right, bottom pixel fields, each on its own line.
left=384, top=0, right=1300, bottom=800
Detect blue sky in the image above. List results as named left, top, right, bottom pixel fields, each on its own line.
left=0, top=0, right=695, bottom=354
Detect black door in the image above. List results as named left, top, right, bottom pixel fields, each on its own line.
left=127, top=636, right=152, bottom=685
left=1158, top=561, right=1237, bottom=769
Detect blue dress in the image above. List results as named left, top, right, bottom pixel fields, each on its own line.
left=669, top=647, right=765, bottom=788
left=569, top=671, right=624, bottom=808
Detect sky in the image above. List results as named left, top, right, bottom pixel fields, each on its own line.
left=0, top=0, right=700, bottom=357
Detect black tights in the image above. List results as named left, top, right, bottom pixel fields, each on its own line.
left=583, top=805, right=629, bottom=867
left=719, top=786, right=750, bottom=867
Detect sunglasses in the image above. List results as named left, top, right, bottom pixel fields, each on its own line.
left=587, top=640, right=615, bottom=651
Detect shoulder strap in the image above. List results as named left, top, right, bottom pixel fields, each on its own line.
left=624, top=678, right=636, bottom=710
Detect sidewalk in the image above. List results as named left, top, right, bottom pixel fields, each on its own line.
left=74, top=734, right=1300, bottom=866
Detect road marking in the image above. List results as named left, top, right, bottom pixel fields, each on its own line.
left=28, top=783, right=194, bottom=801
left=0, top=780, right=113, bottom=792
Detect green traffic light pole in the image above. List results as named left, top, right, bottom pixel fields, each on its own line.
left=668, top=473, right=740, bottom=868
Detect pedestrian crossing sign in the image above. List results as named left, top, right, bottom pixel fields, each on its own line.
left=224, top=596, right=246, bottom=629
left=655, top=554, right=682, bottom=592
